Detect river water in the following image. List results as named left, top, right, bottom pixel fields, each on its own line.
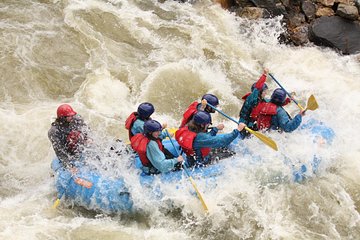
left=1, top=0, right=360, bottom=239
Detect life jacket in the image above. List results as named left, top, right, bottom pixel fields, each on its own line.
left=175, top=126, right=211, bottom=158
left=125, top=112, right=138, bottom=140
left=130, top=133, right=163, bottom=167
left=250, top=102, right=278, bottom=130
left=179, top=101, right=199, bottom=128
left=66, top=130, right=83, bottom=153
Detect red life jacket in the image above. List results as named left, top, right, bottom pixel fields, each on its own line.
left=66, top=130, right=84, bottom=153
left=250, top=102, right=278, bottom=130
left=175, top=126, right=211, bottom=157
left=179, top=101, right=199, bottom=128
left=125, top=112, right=138, bottom=140
left=130, top=134, right=164, bottom=167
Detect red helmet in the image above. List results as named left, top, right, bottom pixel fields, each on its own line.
left=57, top=104, right=77, bottom=118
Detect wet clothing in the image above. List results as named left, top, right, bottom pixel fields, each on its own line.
left=175, top=126, right=211, bottom=158
left=176, top=126, right=240, bottom=165
left=239, top=73, right=267, bottom=128
left=131, top=134, right=179, bottom=174
left=251, top=102, right=302, bottom=132
left=131, top=118, right=146, bottom=136
left=271, top=106, right=302, bottom=132
left=48, top=115, right=89, bottom=168
left=125, top=112, right=148, bottom=140
left=250, top=101, right=277, bottom=130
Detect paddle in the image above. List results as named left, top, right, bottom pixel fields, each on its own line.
left=52, top=191, right=64, bottom=209
left=164, top=129, right=209, bottom=213
left=305, top=94, right=318, bottom=112
left=206, top=103, right=278, bottom=151
left=269, top=73, right=318, bottom=111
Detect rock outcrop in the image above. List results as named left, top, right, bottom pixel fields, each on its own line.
left=214, top=0, right=360, bottom=54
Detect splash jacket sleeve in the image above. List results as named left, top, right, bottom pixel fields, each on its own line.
left=273, top=107, right=302, bottom=132
left=131, top=119, right=145, bottom=135
left=146, top=140, right=178, bottom=173
left=193, top=129, right=240, bottom=149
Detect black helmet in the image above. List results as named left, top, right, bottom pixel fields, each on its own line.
left=271, top=88, right=286, bottom=105
left=144, top=120, right=162, bottom=135
left=251, top=83, right=268, bottom=92
left=202, top=94, right=219, bottom=106
left=193, top=111, right=212, bottom=125
left=137, top=102, right=154, bottom=119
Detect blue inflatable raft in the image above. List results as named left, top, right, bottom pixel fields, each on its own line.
left=51, top=118, right=335, bottom=213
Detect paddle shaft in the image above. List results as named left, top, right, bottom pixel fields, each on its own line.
left=164, top=130, right=196, bottom=180
left=206, top=103, right=238, bottom=125
left=269, top=73, right=304, bottom=110
left=164, top=130, right=209, bottom=212
left=52, top=182, right=67, bottom=209
left=206, top=103, right=252, bottom=132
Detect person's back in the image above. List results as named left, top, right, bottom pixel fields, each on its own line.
left=179, top=94, right=219, bottom=128
left=251, top=88, right=304, bottom=132
left=131, top=120, right=183, bottom=174
left=176, top=111, right=245, bottom=166
left=239, top=69, right=269, bottom=129
left=125, top=102, right=155, bottom=140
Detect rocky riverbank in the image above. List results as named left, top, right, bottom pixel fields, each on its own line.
left=213, top=0, right=360, bottom=54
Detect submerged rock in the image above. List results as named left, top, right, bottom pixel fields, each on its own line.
left=309, top=16, right=360, bottom=54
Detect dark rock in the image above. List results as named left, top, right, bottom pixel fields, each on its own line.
left=301, top=0, right=316, bottom=21
left=281, top=0, right=291, bottom=8
left=309, top=16, right=360, bottom=54
left=235, top=0, right=255, bottom=7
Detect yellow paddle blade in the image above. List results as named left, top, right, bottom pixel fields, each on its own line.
left=189, top=176, right=209, bottom=213
left=166, top=128, right=178, bottom=138
left=245, top=127, right=278, bottom=151
left=306, top=95, right=318, bottom=111
left=52, top=198, right=61, bottom=209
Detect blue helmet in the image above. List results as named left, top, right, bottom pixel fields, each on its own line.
left=137, top=102, right=154, bottom=119
left=202, top=94, right=219, bottom=106
left=193, top=111, right=212, bottom=125
left=144, top=120, right=162, bottom=135
left=271, top=88, right=286, bottom=105
left=251, top=83, right=268, bottom=92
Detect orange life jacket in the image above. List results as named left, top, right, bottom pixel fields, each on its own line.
left=175, top=126, right=211, bottom=158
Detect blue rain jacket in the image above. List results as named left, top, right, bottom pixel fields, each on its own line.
left=271, top=107, right=302, bottom=132
left=145, top=140, right=178, bottom=173
left=193, top=128, right=240, bottom=155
